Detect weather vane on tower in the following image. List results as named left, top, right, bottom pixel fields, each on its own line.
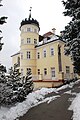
left=29, top=7, right=32, bottom=19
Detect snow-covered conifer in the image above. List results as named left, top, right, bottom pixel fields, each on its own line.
left=61, top=0, right=80, bottom=73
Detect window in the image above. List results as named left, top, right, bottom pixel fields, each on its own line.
left=27, top=28, right=31, bottom=32
left=27, top=68, right=31, bottom=73
left=21, top=69, right=23, bottom=75
left=27, top=51, right=31, bottom=59
left=34, top=28, right=37, bottom=33
left=38, top=69, right=40, bottom=75
left=43, top=49, right=46, bottom=58
left=17, top=57, right=20, bottom=66
left=27, top=38, right=31, bottom=44
left=51, top=67, right=55, bottom=77
left=37, top=52, right=40, bottom=59
left=50, top=47, right=54, bottom=56
left=21, top=53, right=23, bottom=59
left=44, top=68, right=47, bottom=75
left=21, top=39, right=24, bottom=45
left=34, top=39, right=37, bottom=44
left=66, top=66, right=70, bottom=73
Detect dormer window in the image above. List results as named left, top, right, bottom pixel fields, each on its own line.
left=43, top=38, right=47, bottom=43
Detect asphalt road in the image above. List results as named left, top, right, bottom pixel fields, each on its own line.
left=18, top=81, right=80, bottom=120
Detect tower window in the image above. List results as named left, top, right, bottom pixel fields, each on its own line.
left=27, top=51, right=31, bottom=59
left=37, top=52, right=40, bottom=59
left=50, top=47, right=54, bottom=56
left=44, top=68, right=47, bottom=75
left=34, top=39, right=37, bottom=44
left=27, top=38, right=31, bottom=44
left=34, top=28, right=37, bottom=33
left=27, top=28, right=31, bottom=32
left=21, top=39, right=24, bottom=45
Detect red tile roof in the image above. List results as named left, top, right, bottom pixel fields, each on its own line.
left=43, top=31, right=53, bottom=38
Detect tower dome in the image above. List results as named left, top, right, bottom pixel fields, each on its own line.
left=20, top=7, right=40, bottom=31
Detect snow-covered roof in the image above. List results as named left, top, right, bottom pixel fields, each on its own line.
left=36, top=34, right=60, bottom=47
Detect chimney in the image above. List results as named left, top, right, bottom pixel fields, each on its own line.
left=52, top=28, right=56, bottom=34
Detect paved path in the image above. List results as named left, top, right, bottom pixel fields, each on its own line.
left=18, top=81, right=80, bottom=120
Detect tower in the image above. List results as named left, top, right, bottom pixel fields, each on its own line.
left=20, top=8, right=40, bottom=76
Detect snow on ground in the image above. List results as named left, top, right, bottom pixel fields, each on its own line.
left=64, top=90, right=72, bottom=94
left=69, top=93, right=80, bottom=120
left=0, top=80, right=80, bottom=120
left=0, top=88, right=59, bottom=120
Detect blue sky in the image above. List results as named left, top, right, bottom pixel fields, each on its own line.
left=0, top=0, right=70, bottom=70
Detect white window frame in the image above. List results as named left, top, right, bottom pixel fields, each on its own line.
left=51, top=67, right=55, bottom=77
left=66, top=66, right=70, bottom=73
left=37, top=52, right=40, bottom=59
left=43, top=48, right=46, bottom=58
left=44, top=68, right=47, bottom=75
left=27, top=28, right=31, bottom=32
left=27, top=51, right=31, bottom=59
left=27, top=68, right=31, bottom=73
left=34, top=39, right=37, bottom=44
left=38, top=69, right=40, bottom=75
left=50, top=47, right=54, bottom=56
left=27, top=38, right=31, bottom=44
left=34, top=28, right=37, bottom=33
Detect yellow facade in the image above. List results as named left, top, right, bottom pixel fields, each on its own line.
left=36, top=40, right=73, bottom=80
left=11, top=17, right=74, bottom=88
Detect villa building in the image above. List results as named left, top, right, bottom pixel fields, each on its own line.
left=11, top=10, right=74, bottom=88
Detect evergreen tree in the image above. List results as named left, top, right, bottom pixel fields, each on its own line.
left=61, top=0, right=80, bottom=74
left=23, top=70, right=33, bottom=94
left=0, top=0, right=7, bottom=51
left=0, top=65, right=34, bottom=106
